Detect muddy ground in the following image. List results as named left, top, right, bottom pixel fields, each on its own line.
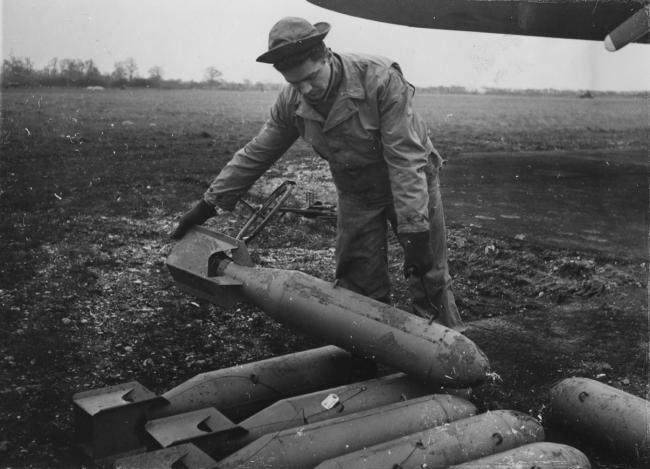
left=0, top=89, right=647, bottom=468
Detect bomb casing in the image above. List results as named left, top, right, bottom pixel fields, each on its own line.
left=315, top=409, right=545, bottom=469
left=447, top=442, right=591, bottom=469
left=548, top=377, right=650, bottom=459
left=217, top=393, right=478, bottom=469
left=149, top=345, right=376, bottom=421
left=73, top=346, right=375, bottom=461
left=207, top=372, right=471, bottom=458
left=167, top=227, right=490, bottom=389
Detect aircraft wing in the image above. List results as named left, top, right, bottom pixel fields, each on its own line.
left=307, top=0, right=650, bottom=51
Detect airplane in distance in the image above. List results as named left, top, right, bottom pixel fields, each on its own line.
left=306, top=0, right=650, bottom=51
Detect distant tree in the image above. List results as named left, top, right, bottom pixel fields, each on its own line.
left=84, top=59, right=102, bottom=84
left=148, top=66, right=164, bottom=80
left=44, top=57, right=59, bottom=78
left=113, top=57, right=138, bottom=83
left=1, top=56, right=35, bottom=86
left=123, top=57, right=138, bottom=81
left=204, top=66, right=223, bottom=86
left=59, top=58, right=86, bottom=85
left=36, top=58, right=60, bottom=86
left=148, top=66, right=164, bottom=86
left=112, top=61, right=127, bottom=82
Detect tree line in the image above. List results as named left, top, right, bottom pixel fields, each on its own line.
left=1, top=56, right=282, bottom=91
left=2, top=55, right=644, bottom=97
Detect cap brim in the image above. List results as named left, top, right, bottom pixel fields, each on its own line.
left=256, top=22, right=330, bottom=64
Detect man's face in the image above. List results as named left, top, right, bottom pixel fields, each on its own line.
left=280, top=57, right=331, bottom=101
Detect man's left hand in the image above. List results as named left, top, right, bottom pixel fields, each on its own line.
left=400, top=231, right=433, bottom=277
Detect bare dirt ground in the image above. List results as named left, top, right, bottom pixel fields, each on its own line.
left=0, top=89, right=647, bottom=468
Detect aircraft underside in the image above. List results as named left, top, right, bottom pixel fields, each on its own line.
left=307, top=0, right=650, bottom=51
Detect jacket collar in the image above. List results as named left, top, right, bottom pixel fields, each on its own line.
left=295, top=52, right=366, bottom=131
left=335, top=53, right=366, bottom=100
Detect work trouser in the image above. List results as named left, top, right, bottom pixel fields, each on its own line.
left=334, top=167, right=465, bottom=331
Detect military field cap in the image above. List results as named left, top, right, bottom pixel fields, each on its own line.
left=256, top=17, right=330, bottom=64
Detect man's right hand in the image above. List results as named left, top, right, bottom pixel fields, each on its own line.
left=170, top=200, right=217, bottom=240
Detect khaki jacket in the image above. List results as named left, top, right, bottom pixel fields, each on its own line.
left=204, top=52, right=441, bottom=233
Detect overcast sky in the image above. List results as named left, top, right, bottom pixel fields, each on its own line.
left=2, top=0, right=649, bottom=91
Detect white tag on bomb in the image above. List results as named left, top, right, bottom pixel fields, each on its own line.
left=321, top=393, right=340, bottom=410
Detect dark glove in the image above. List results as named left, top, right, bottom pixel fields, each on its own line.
left=400, top=231, right=434, bottom=277
left=170, top=200, right=216, bottom=240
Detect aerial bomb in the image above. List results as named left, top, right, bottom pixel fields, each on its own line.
left=149, top=345, right=376, bottom=421
left=315, top=410, right=544, bottom=469
left=238, top=372, right=472, bottom=436
left=446, top=442, right=591, bottom=468
left=207, top=372, right=471, bottom=458
left=548, top=377, right=650, bottom=459
left=73, top=346, right=374, bottom=460
left=217, top=394, right=477, bottom=469
left=167, top=227, right=490, bottom=389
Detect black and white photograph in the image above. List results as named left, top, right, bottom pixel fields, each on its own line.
left=1, top=0, right=648, bottom=467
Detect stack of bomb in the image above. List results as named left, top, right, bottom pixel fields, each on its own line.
left=73, top=346, right=378, bottom=462
left=71, top=227, right=645, bottom=467
left=74, top=345, right=593, bottom=469
left=73, top=360, right=647, bottom=469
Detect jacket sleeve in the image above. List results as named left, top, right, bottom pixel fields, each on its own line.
left=203, top=89, right=299, bottom=210
left=378, top=65, right=433, bottom=234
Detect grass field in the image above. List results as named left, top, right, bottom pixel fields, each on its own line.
left=2, top=89, right=645, bottom=240
left=0, top=88, right=648, bottom=468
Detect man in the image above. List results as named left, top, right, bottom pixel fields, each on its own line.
left=171, top=17, right=464, bottom=330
